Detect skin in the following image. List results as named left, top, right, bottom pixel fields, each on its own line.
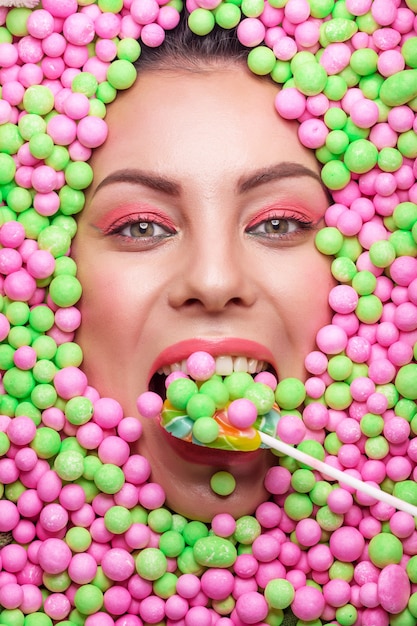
left=73, top=63, right=334, bottom=521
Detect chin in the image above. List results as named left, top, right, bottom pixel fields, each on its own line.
left=139, top=431, right=277, bottom=521
left=164, top=477, right=273, bottom=522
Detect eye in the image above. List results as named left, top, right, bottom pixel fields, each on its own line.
left=102, top=212, right=177, bottom=246
left=119, top=220, right=172, bottom=238
left=246, top=215, right=313, bottom=238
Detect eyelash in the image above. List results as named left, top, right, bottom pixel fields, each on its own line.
left=104, top=214, right=176, bottom=241
left=245, top=212, right=314, bottom=239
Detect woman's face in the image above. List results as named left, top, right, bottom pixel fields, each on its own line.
left=73, top=65, right=334, bottom=520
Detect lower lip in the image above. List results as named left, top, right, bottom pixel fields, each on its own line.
left=158, top=423, right=262, bottom=466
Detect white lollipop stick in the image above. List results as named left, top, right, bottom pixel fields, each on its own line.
left=259, top=431, right=417, bottom=518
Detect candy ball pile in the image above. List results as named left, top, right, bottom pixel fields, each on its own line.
left=0, top=0, right=416, bottom=624
left=137, top=350, right=281, bottom=456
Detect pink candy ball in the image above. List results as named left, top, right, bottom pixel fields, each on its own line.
left=37, top=469, right=62, bottom=502
left=131, top=0, right=160, bottom=25
left=63, top=13, right=95, bottom=46
left=389, top=511, right=415, bottom=539
left=256, top=501, right=282, bottom=529
left=176, top=573, right=201, bottom=599
left=264, top=466, right=292, bottom=495
left=327, top=488, right=354, bottom=514
left=123, top=454, right=151, bottom=485
left=85, top=614, right=115, bottom=626
left=252, top=534, right=281, bottom=561
left=138, top=482, right=165, bottom=509
left=1, top=543, right=27, bottom=573
left=186, top=351, right=216, bottom=381
left=93, top=397, right=124, bottom=428
left=295, top=518, right=322, bottom=547
left=67, top=552, right=97, bottom=584
left=47, top=114, right=77, bottom=145
left=305, top=350, right=328, bottom=375
left=37, top=538, right=72, bottom=574
left=59, top=484, right=85, bottom=511
left=298, top=118, right=328, bottom=149
left=7, top=415, right=36, bottom=445
left=165, top=594, right=188, bottom=620
left=291, top=585, right=325, bottom=621
left=98, top=435, right=130, bottom=465
left=101, top=548, right=136, bottom=582
left=0, top=583, right=23, bottom=610
left=39, top=503, right=69, bottom=532
left=201, top=569, right=234, bottom=600
left=104, top=585, right=132, bottom=615
left=17, top=490, right=43, bottom=519
left=165, top=370, right=188, bottom=387
left=77, top=115, right=108, bottom=148
left=43, top=592, right=71, bottom=620
left=254, top=370, right=277, bottom=389
left=277, top=413, right=306, bottom=443
left=0, top=248, right=22, bottom=275
left=274, top=35, right=297, bottom=60
left=117, top=416, right=143, bottom=442
left=4, top=269, right=36, bottom=301
left=139, top=596, right=165, bottom=623
left=14, top=448, right=38, bottom=472
left=141, top=22, right=166, bottom=47
left=350, top=98, right=379, bottom=128
left=319, top=42, right=351, bottom=75
left=54, top=365, right=88, bottom=399
left=157, top=5, right=181, bottom=30
left=316, top=324, right=348, bottom=354
left=275, top=87, right=306, bottom=119
left=20, top=584, right=43, bottom=614
left=236, top=18, right=266, bottom=47
left=378, top=564, right=410, bottom=614
left=302, top=403, right=328, bottom=430
left=211, top=513, right=236, bottom=538
left=227, top=398, right=258, bottom=429
left=323, top=578, right=351, bottom=608
left=329, top=527, right=365, bottom=562
left=235, top=590, right=269, bottom=624
left=26, top=249, right=55, bottom=279
left=136, top=391, right=163, bottom=419
left=0, top=500, right=20, bottom=532
left=124, top=522, right=151, bottom=549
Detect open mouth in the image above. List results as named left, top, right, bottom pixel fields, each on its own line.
left=149, top=355, right=278, bottom=399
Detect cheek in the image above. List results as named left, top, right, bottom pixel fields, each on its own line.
left=283, top=252, right=334, bottom=329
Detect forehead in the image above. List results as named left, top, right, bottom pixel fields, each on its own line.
left=88, top=67, right=322, bottom=183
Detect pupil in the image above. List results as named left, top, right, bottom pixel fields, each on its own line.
left=131, top=222, right=153, bottom=236
left=267, top=219, right=287, bottom=234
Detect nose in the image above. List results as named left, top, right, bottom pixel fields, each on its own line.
left=167, top=230, right=257, bottom=313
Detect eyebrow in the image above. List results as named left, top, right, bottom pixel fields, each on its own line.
left=91, top=162, right=324, bottom=198
left=237, top=162, right=323, bottom=193
left=92, top=170, right=181, bottom=197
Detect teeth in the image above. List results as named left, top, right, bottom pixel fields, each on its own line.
left=233, top=356, right=247, bottom=372
left=158, top=356, right=268, bottom=377
left=162, top=362, right=181, bottom=376
left=215, top=355, right=233, bottom=376
left=256, top=360, right=265, bottom=373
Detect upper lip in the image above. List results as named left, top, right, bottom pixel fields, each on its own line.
left=148, top=337, right=277, bottom=384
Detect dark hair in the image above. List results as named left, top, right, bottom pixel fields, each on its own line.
left=135, top=12, right=249, bottom=73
